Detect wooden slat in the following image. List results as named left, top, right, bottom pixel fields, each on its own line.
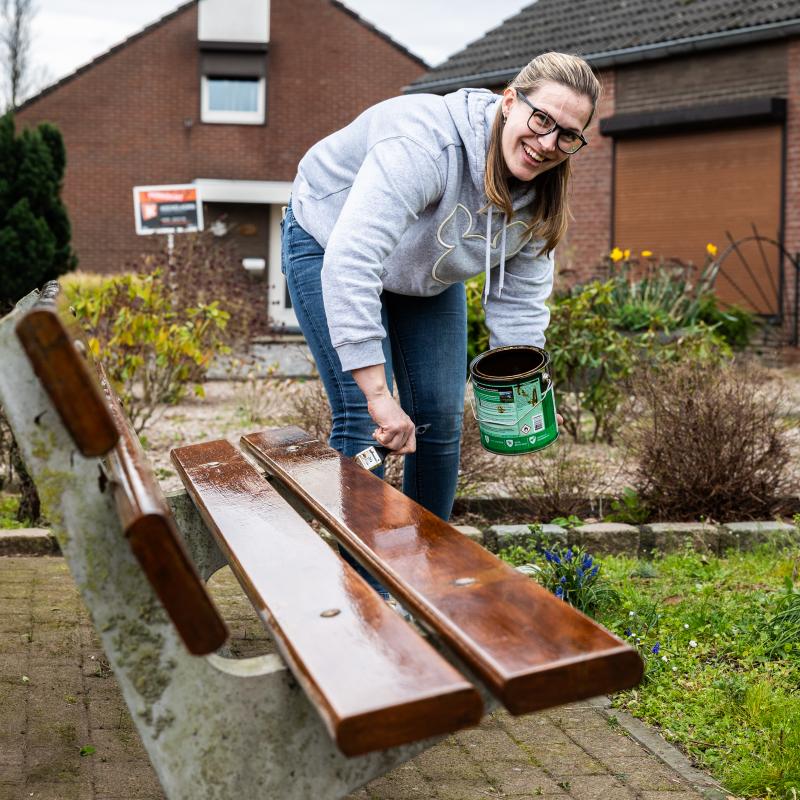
left=242, top=426, right=644, bottom=715
left=16, top=282, right=228, bottom=656
left=97, top=364, right=229, bottom=656
left=171, top=438, right=483, bottom=756
left=15, top=283, right=118, bottom=457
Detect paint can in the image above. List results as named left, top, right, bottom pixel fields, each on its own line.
left=469, top=345, right=558, bottom=455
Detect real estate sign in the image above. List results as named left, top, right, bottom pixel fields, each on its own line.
left=133, top=184, right=204, bottom=235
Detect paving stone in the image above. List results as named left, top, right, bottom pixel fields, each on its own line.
left=412, top=742, right=482, bottom=778
left=482, top=761, right=564, bottom=795
left=570, top=523, right=639, bottom=556
left=568, top=728, right=649, bottom=761
left=485, top=523, right=567, bottom=551
left=452, top=524, right=485, bottom=544
left=453, top=726, right=523, bottom=763
left=719, top=520, right=798, bottom=552
left=20, top=781, right=93, bottom=800
left=0, top=782, right=25, bottom=800
left=561, top=774, right=636, bottom=799
left=610, top=758, right=692, bottom=791
left=434, top=776, right=503, bottom=800
left=639, top=523, right=719, bottom=555
left=639, top=792, right=704, bottom=800
left=93, top=761, right=166, bottom=799
left=363, top=763, right=433, bottom=800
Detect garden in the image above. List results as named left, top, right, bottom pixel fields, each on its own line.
left=1, top=237, right=799, bottom=800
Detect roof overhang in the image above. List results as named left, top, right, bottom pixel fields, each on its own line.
left=193, top=179, right=292, bottom=204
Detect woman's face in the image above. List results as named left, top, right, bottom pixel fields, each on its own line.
left=500, top=80, right=594, bottom=182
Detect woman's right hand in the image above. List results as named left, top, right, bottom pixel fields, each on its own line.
left=351, top=365, right=417, bottom=454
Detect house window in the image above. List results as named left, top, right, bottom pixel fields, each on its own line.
left=202, top=75, right=265, bottom=124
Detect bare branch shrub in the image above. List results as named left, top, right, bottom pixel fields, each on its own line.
left=626, top=361, right=791, bottom=521
left=501, top=439, right=609, bottom=521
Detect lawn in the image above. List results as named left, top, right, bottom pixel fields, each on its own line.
left=501, top=539, right=800, bottom=799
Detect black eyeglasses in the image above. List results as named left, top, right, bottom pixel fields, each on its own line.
left=515, top=89, right=588, bottom=154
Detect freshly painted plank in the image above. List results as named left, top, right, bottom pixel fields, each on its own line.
left=242, top=426, right=644, bottom=714
left=171, top=438, right=483, bottom=756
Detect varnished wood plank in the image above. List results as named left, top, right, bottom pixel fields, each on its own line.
left=171, top=438, right=483, bottom=756
left=14, top=283, right=118, bottom=456
left=242, top=426, right=644, bottom=715
left=97, top=364, right=229, bottom=656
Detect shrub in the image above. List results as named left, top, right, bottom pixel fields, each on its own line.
left=66, top=270, right=231, bottom=433
left=625, top=361, right=791, bottom=521
left=0, top=114, right=77, bottom=310
left=502, top=438, right=609, bottom=520
left=547, top=280, right=638, bottom=442
left=465, top=274, right=489, bottom=368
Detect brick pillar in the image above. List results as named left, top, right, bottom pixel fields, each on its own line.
left=559, top=67, right=614, bottom=288
left=785, top=38, right=800, bottom=346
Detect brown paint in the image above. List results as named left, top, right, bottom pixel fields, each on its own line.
left=15, top=284, right=119, bottom=456
left=171, top=438, right=483, bottom=756
left=242, top=426, right=644, bottom=715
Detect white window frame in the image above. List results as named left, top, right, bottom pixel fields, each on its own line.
left=201, top=75, right=265, bottom=125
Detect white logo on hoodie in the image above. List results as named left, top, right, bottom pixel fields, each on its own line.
left=431, top=203, right=533, bottom=285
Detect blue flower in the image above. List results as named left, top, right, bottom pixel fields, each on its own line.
left=582, top=554, right=593, bottom=569
left=552, top=552, right=561, bottom=564
left=555, top=586, right=564, bottom=599
left=544, top=550, right=553, bottom=563
left=565, top=549, right=573, bottom=562
left=576, top=567, right=584, bottom=579
left=559, top=576, right=567, bottom=584
left=590, top=565, right=599, bottom=577
left=651, top=642, right=661, bottom=655
left=624, top=628, right=632, bottom=637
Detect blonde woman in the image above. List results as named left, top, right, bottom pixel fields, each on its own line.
left=282, top=52, right=600, bottom=592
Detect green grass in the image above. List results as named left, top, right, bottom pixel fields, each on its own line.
left=0, top=493, right=30, bottom=529
left=501, top=544, right=800, bottom=799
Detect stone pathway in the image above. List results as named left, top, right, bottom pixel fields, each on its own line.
left=0, top=557, right=723, bottom=800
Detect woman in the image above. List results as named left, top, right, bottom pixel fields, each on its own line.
left=282, top=52, right=600, bottom=589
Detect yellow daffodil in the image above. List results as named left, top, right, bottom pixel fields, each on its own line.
left=609, top=247, right=624, bottom=262
left=641, top=250, right=653, bottom=258
left=706, top=243, right=718, bottom=257
left=623, top=249, right=631, bottom=260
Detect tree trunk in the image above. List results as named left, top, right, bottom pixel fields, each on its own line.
left=9, top=434, right=39, bottom=523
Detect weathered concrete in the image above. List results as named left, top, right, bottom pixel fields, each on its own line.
left=639, top=523, right=719, bottom=555
left=570, top=523, right=640, bottom=556
left=0, top=556, right=718, bottom=800
left=719, top=520, right=799, bottom=552
left=484, top=523, right=567, bottom=551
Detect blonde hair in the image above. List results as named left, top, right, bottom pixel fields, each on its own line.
left=484, top=52, right=601, bottom=254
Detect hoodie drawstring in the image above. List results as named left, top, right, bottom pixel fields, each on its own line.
left=483, top=206, right=508, bottom=303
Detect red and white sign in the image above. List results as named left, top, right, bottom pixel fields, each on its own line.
left=133, top=184, right=204, bottom=235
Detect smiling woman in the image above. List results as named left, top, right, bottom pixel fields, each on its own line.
left=282, top=52, right=600, bottom=596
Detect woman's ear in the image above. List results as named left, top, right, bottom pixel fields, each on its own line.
left=501, top=87, right=515, bottom=121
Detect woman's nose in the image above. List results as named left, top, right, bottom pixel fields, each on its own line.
left=538, top=129, right=559, bottom=153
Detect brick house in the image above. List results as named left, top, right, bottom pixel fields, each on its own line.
left=16, top=0, right=425, bottom=333
left=407, top=0, right=800, bottom=343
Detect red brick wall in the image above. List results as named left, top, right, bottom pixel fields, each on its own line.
left=16, top=0, right=425, bottom=274
left=560, top=67, right=614, bottom=285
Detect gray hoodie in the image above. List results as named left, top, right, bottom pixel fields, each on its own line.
left=291, top=88, right=554, bottom=372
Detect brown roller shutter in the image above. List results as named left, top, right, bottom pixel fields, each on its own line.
left=614, top=126, right=782, bottom=314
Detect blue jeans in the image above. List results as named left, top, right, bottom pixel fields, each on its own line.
left=281, top=205, right=466, bottom=593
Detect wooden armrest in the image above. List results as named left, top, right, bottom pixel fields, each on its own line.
left=242, top=426, right=644, bottom=715
left=171, top=438, right=484, bottom=756
left=15, top=282, right=118, bottom=456
left=15, top=282, right=228, bottom=656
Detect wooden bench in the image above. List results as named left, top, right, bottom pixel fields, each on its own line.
left=0, top=282, right=643, bottom=799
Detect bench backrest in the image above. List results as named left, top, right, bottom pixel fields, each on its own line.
left=14, top=282, right=228, bottom=655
